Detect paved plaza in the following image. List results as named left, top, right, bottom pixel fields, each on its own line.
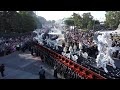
left=0, top=51, right=57, bottom=79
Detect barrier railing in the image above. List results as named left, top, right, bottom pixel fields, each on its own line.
left=33, top=43, right=106, bottom=79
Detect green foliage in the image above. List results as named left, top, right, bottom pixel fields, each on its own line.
left=19, top=11, right=37, bottom=32
left=87, top=21, right=93, bottom=30
left=0, top=11, right=22, bottom=33
left=0, top=11, right=42, bottom=33
left=72, top=13, right=83, bottom=29
left=82, top=12, right=93, bottom=29
left=64, top=17, right=74, bottom=26
left=64, top=12, right=100, bottom=31
left=37, top=16, right=47, bottom=24
left=105, top=11, right=120, bottom=29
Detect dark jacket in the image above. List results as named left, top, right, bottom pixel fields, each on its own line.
left=39, top=69, right=45, bottom=76
left=39, top=68, right=45, bottom=79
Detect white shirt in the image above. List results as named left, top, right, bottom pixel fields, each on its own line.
left=72, top=55, right=78, bottom=62
left=82, top=52, right=88, bottom=59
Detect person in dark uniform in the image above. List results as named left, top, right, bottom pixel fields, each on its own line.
left=0, top=50, right=1, bottom=56
left=77, top=53, right=84, bottom=64
left=38, top=66, right=45, bottom=79
left=21, top=44, right=25, bottom=53
left=54, top=66, right=58, bottom=78
left=31, top=47, right=34, bottom=56
left=90, top=45, right=96, bottom=58
left=16, top=44, right=20, bottom=51
left=0, top=64, right=5, bottom=77
left=36, top=49, right=39, bottom=56
left=57, top=46, right=63, bottom=55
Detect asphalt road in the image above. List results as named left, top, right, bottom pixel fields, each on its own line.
left=0, top=51, right=57, bottom=79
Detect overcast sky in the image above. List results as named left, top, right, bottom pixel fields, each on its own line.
left=35, top=11, right=106, bottom=22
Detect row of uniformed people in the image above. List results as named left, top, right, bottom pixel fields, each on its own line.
left=30, top=45, right=56, bottom=67
left=45, top=46, right=82, bottom=78
left=30, top=44, right=82, bottom=79
left=33, top=41, right=100, bottom=79
left=32, top=43, right=120, bottom=79
left=54, top=61, right=82, bottom=79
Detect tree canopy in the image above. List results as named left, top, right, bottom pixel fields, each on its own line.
left=105, top=11, right=120, bottom=29
left=0, top=11, right=43, bottom=33
left=64, top=17, right=74, bottom=26
left=64, top=12, right=100, bottom=31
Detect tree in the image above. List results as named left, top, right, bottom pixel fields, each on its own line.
left=72, top=13, right=83, bottom=29
left=105, top=11, right=120, bottom=29
left=82, top=12, right=93, bottom=29
left=87, top=21, right=93, bottom=30
left=36, top=18, right=42, bottom=29
left=64, top=12, right=101, bottom=31
left=64, top=17, right=74, bottom=26
left=0, top=11, right=39, bottom=33
left=37, top=16, right=47, bottom=25
left=52, top=20, right=55, bottom=23
left=94, top=20, right=100, bottom=24
left=18, top=11, right=37, bottom=32
left=7, top=11, right=22, bottom=32
left=0, top=11, right=21, bottom=33
left=0, top=11, right=46, bottom=34
left=64, top=13, right=83, bottom=29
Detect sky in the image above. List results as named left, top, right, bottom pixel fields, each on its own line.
left=35, top=11, right=106, bottom=22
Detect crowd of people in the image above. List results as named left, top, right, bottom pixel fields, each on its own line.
left=65, top=29, right=94, bottom=45
left=34, top=28, right=120, bottom=78
left=34, top=29, right=99, bottom=65
left=111, top=33, right=120, bottom=59
left=0, top=34, right=33, bottom=57
left=64, top=29, right=98, bottom=59
left=0, top=33, right=39, bottom=78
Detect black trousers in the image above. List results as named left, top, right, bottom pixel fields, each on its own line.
left=0, top=71, right=4, bottom=77
left=16, top=47, right=20, bottom=51
left=39, top=75, right=45, bottom=79
left=54, top=70, right=58, bottom=78
left=0, top=52, right=2, bottom=56
left=21, top=47, right=25, bottom=52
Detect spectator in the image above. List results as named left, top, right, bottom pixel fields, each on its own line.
left=0, top=34, right=33, bottom=57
